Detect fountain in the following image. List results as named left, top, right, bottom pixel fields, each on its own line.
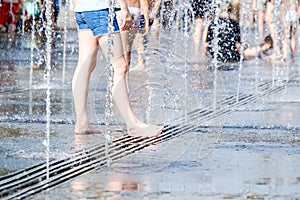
left=0, top=0, right=300, bottom=199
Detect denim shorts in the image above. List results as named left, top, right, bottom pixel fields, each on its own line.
left=75, top=9, right=120, bottom=37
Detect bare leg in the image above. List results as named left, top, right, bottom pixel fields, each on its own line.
left=132, top=31, right=146, bottom=70
left=244, top=46, right=262, bottom=58
left=119, top=30, right=130, bottom=92
left=7, top=24, right=16, bottom=50
left=132, top=20, right=147, bottom=71
left=112, top=58, right=163, bottom=137
left=290, top=27, right=296, bottom=56
left=193, top=17, right=203, bottom=56
left=257, top=10, right=264, bottom=41
left=150, top=19, right=160, bottom=38
left=72, top=30, right=101, bottom=134
left=244, top=35, right=273, bottom=58
left=282, top=27, right=290, bottom=59
left=119, top=26, right=138, bottom=90
left=99, top=34, right=163, bottom=137
left=202, top=24, right=209, bottom=53
left=120, top=27, right=138, bottom=64
left=265, top=2, right=282, bottom=58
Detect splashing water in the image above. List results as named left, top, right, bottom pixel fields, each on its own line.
left=271, top=0, right=282, bottom=85
left=236, top=0, right=251, bottom=102
left=44, top=0, right=54, bottom=180
left=0, top=0, right=299, bottom=191
left=62, top=0, right=70, bottom=84
left=103, top=0, right=117, bottom=167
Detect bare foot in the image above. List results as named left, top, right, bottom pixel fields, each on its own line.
left=74, top=125, right=102, bottom=135
left=127, top=125, right=164, bottom=138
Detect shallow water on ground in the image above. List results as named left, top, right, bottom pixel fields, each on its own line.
left=0, top=29, right=300, bottom=199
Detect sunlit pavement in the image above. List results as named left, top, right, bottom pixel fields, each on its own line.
left=1, top=27, right=300, bottom=199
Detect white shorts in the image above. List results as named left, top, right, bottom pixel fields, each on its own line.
left=116, top=6, right=141, bottom=28
left=285, top=10, right=298, bottom=28
left=253, top=0, right=266, bottom=10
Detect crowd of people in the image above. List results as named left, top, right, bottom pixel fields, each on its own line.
left=192, top=0, right=300, bottom=62
left=0, top=0, right=60, bottom=50
left=1, top=0, right=299, bottom=60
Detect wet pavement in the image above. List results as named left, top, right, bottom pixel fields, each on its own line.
left=0, top=23, right=300, bottom=199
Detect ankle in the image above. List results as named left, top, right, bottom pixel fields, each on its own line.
left=74, top=121, right=90, bottom=131
left=125, top=118, right=144, bottom=129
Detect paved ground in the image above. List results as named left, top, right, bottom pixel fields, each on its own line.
left=0, top=20, right=300, bottom=199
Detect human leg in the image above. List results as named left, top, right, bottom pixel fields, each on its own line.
left=150, top=18, right=160, bottom=38
left=257, top=9, right=265, bottom=41
left=290, top=26, right=296, bottom=56
left=193, top=17, right=203, bottom=56
left=126, top=26, right=138, bottom=66
left=117, top=23, right=139, bottom=91
left=243, top=35, right=273, bottom=58
left=255, top=0, right=266, bottom=41
left=9, top=2, right=20, bottom=49
left=116, top=6, right=140, bottom=66
left=282, top=26, right=290, bottom=59
left=72, top=30, right=101, bottom=134
left=202, top=24, right=209, bottom=53
left=99, top=34, right=163, bottom=137
left=7, top=24, right=16, bottom=50
left=122, top=26, right=138, bottom=91
left=132, top=14, right=147, bottom=70
left=119, top=26, right=138, bottom=66
left=132, top=31, right=146, bottom=70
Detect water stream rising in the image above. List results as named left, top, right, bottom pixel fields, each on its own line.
left=44, top=0, right=54, bottom=180
left=104, top=0, right=117, bottom=167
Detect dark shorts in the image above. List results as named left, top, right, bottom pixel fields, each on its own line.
left=75, top=9, right=120, bottom=37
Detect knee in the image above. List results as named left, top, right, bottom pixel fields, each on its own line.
left=77, top=56, right=97, bottom=73
left=90, top=58, right=97, bottom=71
left=113, top=59, right=129, bottom=77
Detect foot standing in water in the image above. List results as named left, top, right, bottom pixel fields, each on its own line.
left=72, top=0, right=163, bottom=137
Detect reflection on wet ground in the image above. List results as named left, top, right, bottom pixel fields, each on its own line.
left=0, top=61, right=16, bottom=88
left=31, top=129, right=300, bottom=199
left=0, top=28, right=300, bottom=199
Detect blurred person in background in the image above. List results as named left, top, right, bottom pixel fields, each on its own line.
left=148, top=0, right=174, bottom=37
left=264, top=0, right=298, bottom=60
left=116, top=0, right=149, bottom=70
left=250, top=0, right=267, bottom=41
left=0, top=0, right=23, bottom=50
left=191, top=0, right=215, bottom=56
left=204, top=1, right=273, bottom=63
